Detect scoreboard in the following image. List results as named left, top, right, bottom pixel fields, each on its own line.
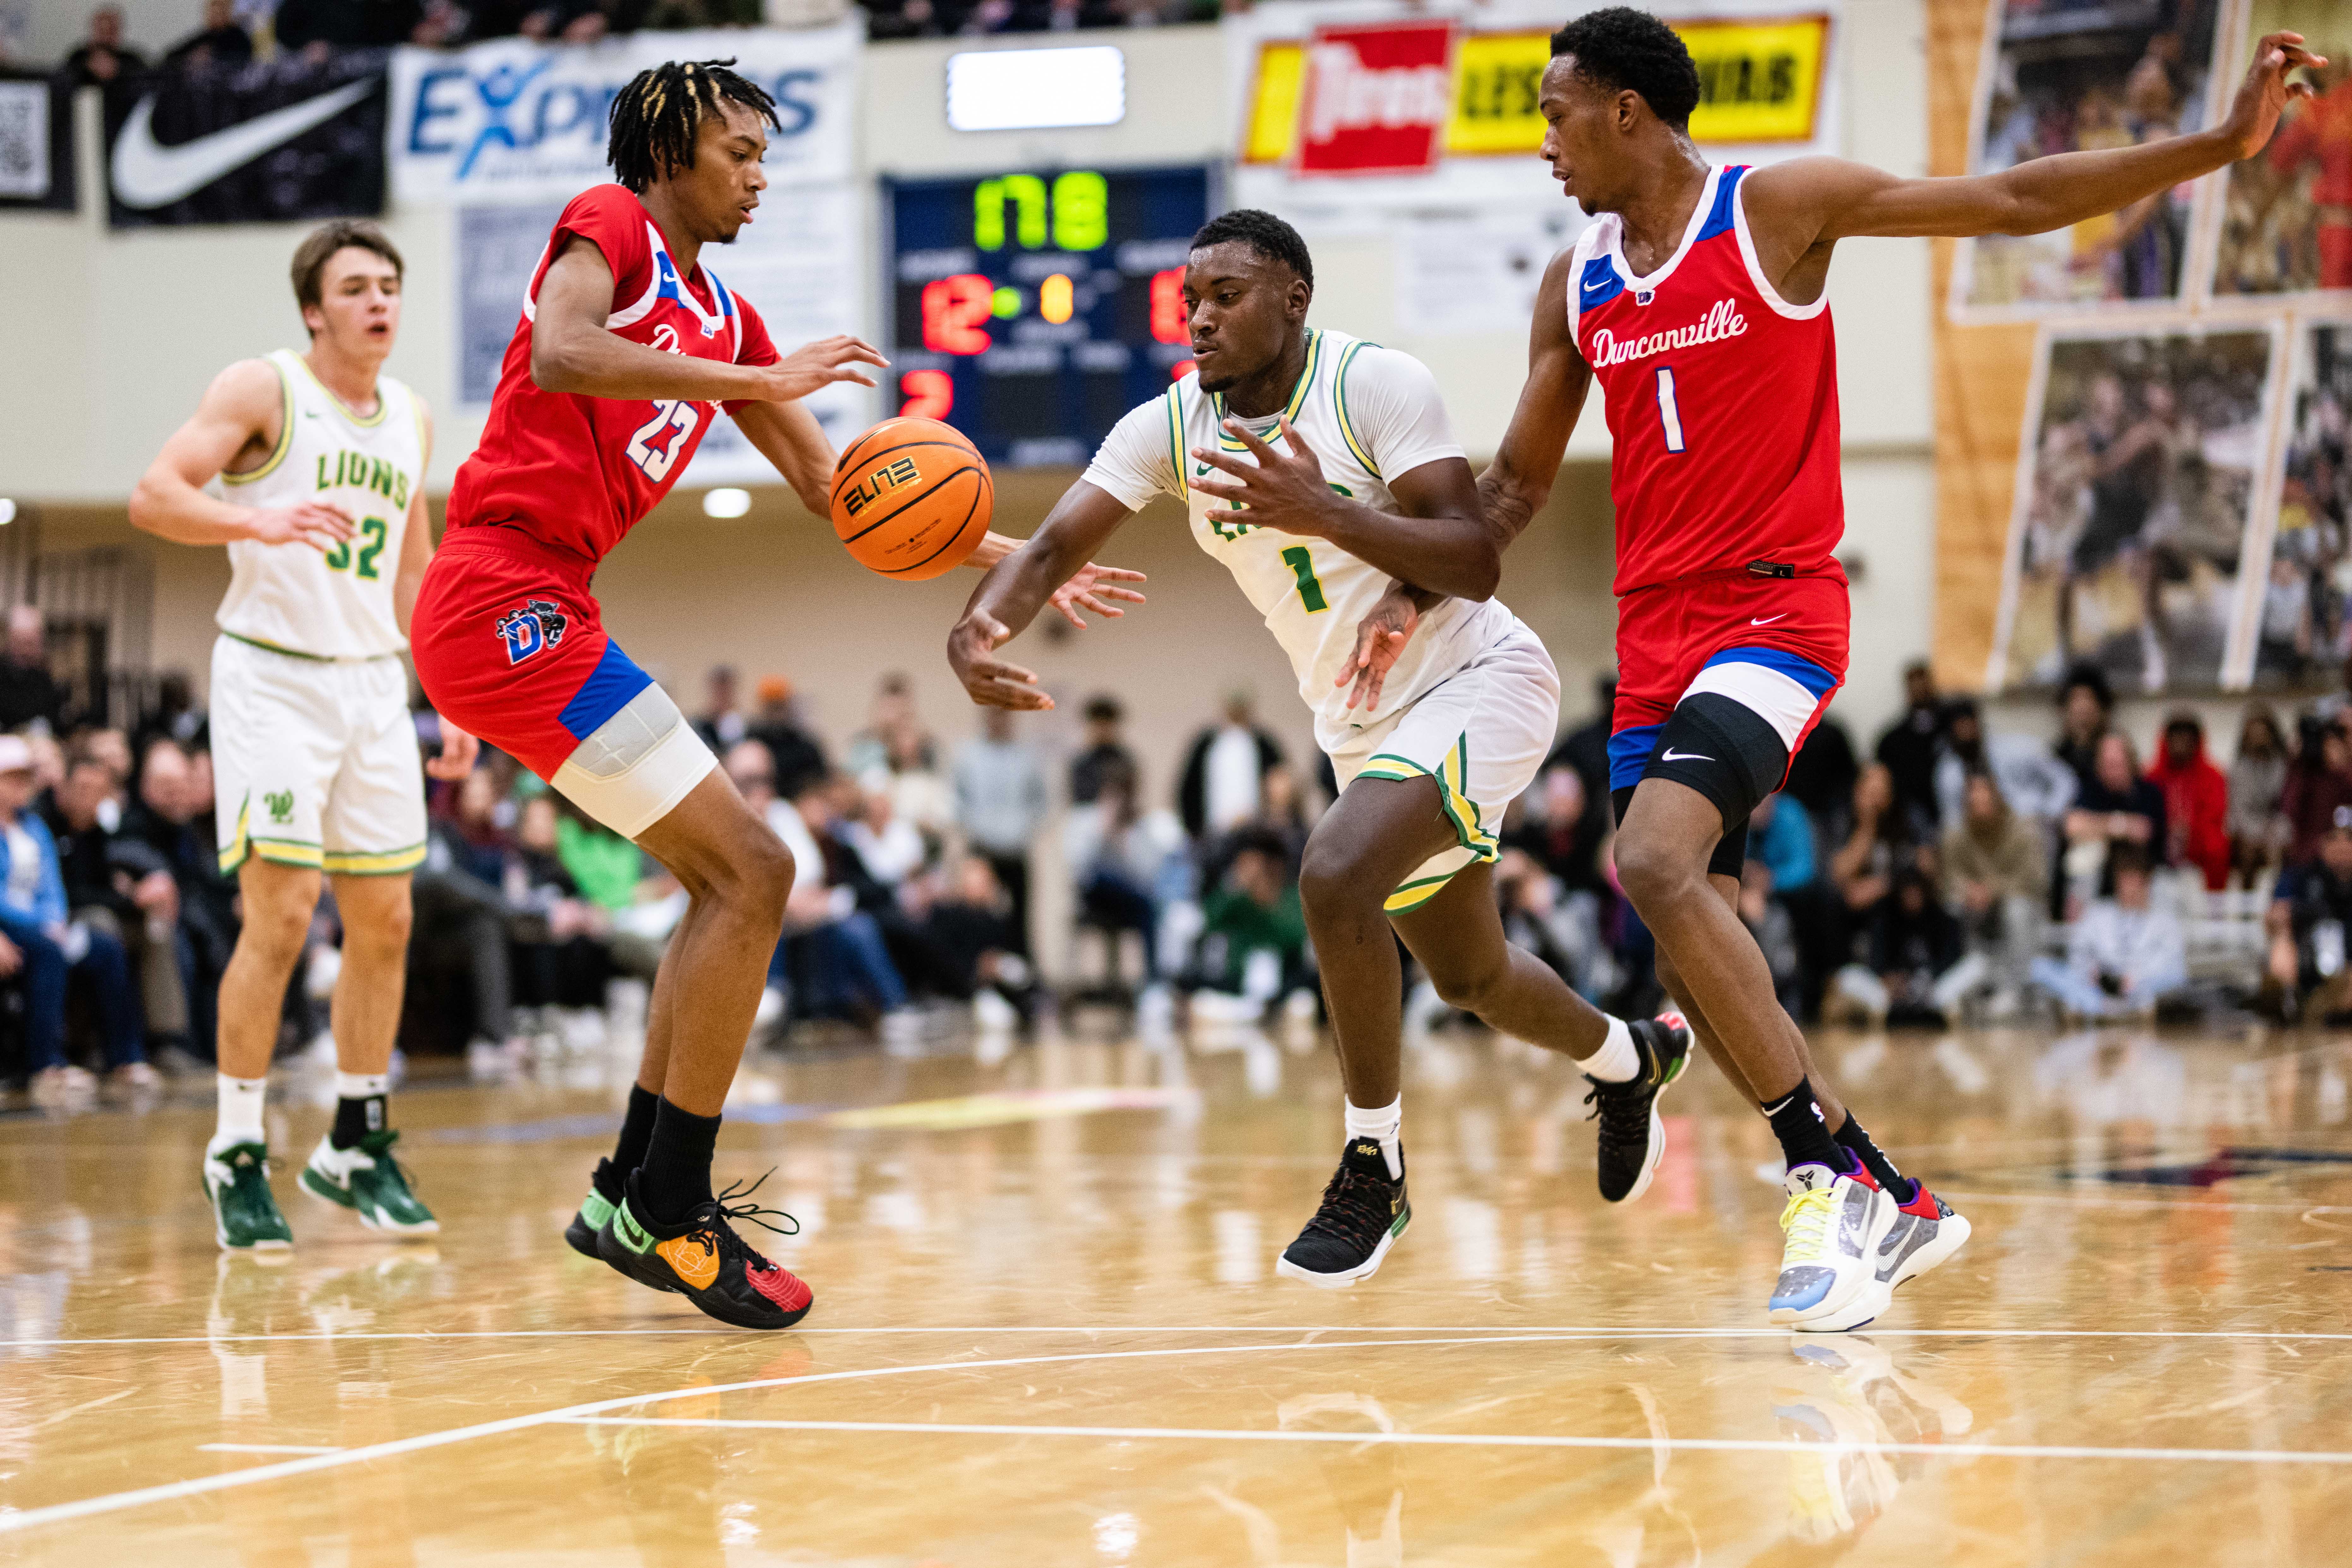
left=884, top=165, right=1213, bottom=468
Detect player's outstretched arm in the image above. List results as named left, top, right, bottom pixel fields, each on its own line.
left=530, top=238, right=885, bottom=404
left=130, top=359, right=357, bottom=552
left=731, top=399, right=836, bottom=515
left=1751, top=31, right=2324, bottom=253
left=948, top=481, right=1134, bottom=710
left=1479, top=249, right=1594, bottom=554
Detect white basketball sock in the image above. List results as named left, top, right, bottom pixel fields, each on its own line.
left=1343, top=1095, right=1403, bottom=1179
left=335, top=1071, right=391, bottom=1101
left=1579, top=1016, right=1640, bottom=1083
left=212, top=1074, right=268, bottom=1154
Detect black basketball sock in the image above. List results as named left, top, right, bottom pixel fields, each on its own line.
left=1834, top=1117, right=1918, bottom=1205
left=330, top=1094, right=384, bottom=1151
left=1762, top=1077, right=1843, bottom=1173
left=637, top=1097, right=721, bottom=1226
left=601, top=1083, right=660, bottom=1202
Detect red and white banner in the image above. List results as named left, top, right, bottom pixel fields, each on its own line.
left=1292, top=20, right=1458, bottom=177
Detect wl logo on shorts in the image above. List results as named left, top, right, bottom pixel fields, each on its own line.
left=494, top=599, right=568, bottom=665
left=264, top=790, right=294, bottom=825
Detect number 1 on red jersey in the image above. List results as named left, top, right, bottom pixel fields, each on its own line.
left=1655, top=368, right=1687, bottom=455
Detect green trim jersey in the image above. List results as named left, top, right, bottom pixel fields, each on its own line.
left=1083, top=329, right=1518, bottom=752
left=211, top=349, right=420, bottom=659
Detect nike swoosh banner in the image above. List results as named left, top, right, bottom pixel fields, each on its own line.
left=103, top=51, right=387, bottom=228
left=388, top=22, right=858, bottom=206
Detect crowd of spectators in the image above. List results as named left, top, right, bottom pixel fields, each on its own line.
left=39, top=0, right=1219, bottom=75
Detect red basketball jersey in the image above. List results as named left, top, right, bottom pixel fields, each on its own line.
left=446, top=183, right=778, bottom=564
left=1568, top=164, right=1845, bottom=598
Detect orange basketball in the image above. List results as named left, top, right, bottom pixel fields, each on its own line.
left=828, top=417, right=993, bottom=581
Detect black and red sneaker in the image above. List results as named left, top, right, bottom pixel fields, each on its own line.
left=596, top=1169, right=813, bottom=1330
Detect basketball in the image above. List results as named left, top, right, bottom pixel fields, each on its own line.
left=828, top=417, right=993, bottom=581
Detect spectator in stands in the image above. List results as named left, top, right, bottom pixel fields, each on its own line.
left=952, top=707, right=1045, bottom=955
left=1179, top=691, right=1285, bottom=843
left=42, top=751, right=190, bottom=1066
left=846, top=671, right=930, bottom=778
left=120, top=737, right=232, bottom=1059
left=1830, top=762, right=1916, bottom=931
left=164, top=0, right=253, bottom=72
left=2031, top=845, right=2186, bottom=1020
left=1067, top=760, right=1185, bottom=991
left=2228, top=704, right=2293, bottom=886
left=1748, top=790, right=1837, bottom=1016
left=1934, top=696, right=2077, bottom=826
left=1831, top=867, right=1963, bottom=1027
left=1783, top=713, right=1860, bottom=848
left=1069, top=694, right=1136, bottom=807
left=504, top=793, right=612, bottom=1019
left=1496, top=845, right=1619, bottom=1002
left=2146, top=710, right=2230, bottom=891
left=1937, top=771, right=2047, bottom=1019
left=0, top=736, right=152, bottom=1105
left=1549, top=672, right=1615, bottom=810
left=642, top=0, right=763, bottom=26
left=1186, top=826, right=1311, bottom=1019
left=272, top=0, right=449, bottom=51
left=2265, top=806, right=2352, bottom=1023
left=65, top=6, right=146, bottom=86
left=866, top=0, right=945, bottom=40
left=693, top=664, right=748, bottom=752
left=1511, top=762, right=1608, bottom=897
left=1737, top=858, right=1806, bottom=1018
left=1874, top=661, right=1945, bottom=834
left=914, top=856, right=1032, bottom=1031
left=0, top=608, right=61, bottom=736
left=2053, top=664, right=2114, bottom=795
left=840, top=769, right=927, bottom=891
left=415, top=771, right=526, bottom=1069
left=2283, top=715, right=2352, bottom=866
left=131, top=671, right=203, bottom=762
left=749, top=674, right=826, bottom=800
left=770, top=766, right=919, bottom=1044
left=2060, top=731, right=2167, bottom=914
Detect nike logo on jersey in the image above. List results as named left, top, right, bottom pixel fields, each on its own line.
left=110, top=79, right=378, bottom=209
left=1586, top=299, right=1748, bottom=368
left=1750, top=612, right=1787, bottom=626
left=1660, top=748, right=1712, bottom=763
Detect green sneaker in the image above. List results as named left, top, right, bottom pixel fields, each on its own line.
left=301, top=1130, right=439, bottom=1237
left=203, top=1142, right=293, bottom=1252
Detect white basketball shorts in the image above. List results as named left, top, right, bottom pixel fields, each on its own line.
left=1328, top=618, right=1561, bottom=914
left=211, top=634, right=427, bottom=876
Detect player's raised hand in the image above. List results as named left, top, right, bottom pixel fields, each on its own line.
left=1192, top=415, right=1339, bottom=536
left=761, top=336, right=890, bottom=401
left=2220, top=32, right=2327, bottom=160
left=949, top=609, right=1054, bottom=710
left=1049, top=560, right=1148, bottom=629
left=246, top=501, right=356, bottom=553
left=425, top=717, right=481, bottom=781
left=1336, top=585, right=1421, bottom=712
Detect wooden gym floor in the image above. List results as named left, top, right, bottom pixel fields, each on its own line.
left=1, top=1019, right=2349, bottom=1565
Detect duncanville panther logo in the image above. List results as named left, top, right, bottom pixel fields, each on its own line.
left=263, top=790, right=294, bottom=825
left=495, top=599, right=568, bottom=665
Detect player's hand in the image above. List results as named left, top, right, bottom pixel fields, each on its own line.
left=1337, top=586, right=1421, bottom=712
left=426, top=717, right=480, bottom=781
left=246, top=501, right=355, bottom=553
left=1192, top=415, right=1339, bottom=536
left=949, top=610, right=1052, bottom=711
left=1049, top=561, right=1148, bottom=629
left=2221, top=31, right=2326, bottom=160
left=760, top=336, right=890, bottom=402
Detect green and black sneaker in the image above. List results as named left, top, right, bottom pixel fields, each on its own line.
left=566, top=1159, right=667, bottom=1288
left=300, top=1130, right=439, bottom=1237
left=1275, top=1137, right=1411, bottom=1289
left=596, top=1170, right=812, bottom=1329
left=1584, top=1010, right=1696, bottom=1204
left=203, top=1141, right=293, bottom=1252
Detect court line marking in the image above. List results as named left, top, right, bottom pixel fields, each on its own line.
left=558, top=1416, right=2352, bottom=1468
left=17, top=1325, right=2352, bottom=1347
left=195, top=1444, right=344, bottom=1456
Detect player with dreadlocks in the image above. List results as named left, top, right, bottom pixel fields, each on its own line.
left=412, top=60, right=1143, bottom=1329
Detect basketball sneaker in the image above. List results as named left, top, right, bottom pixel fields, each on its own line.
left=565, top=1159, right=670, bottom=1289
left=597, top=1170, right=813, bottom=1330
left=299, top=1130, right=439, bottom=1237
left=1276, top=1138, right=1410, bottom=1289
left=1768, top=1154, right=1895, bottom=1333
left=1582, top=1011, right=1694, bottom=1203
left=1848, top=1169, right=1972, bottom=1296
left=204, top=1141, right=292, bottom=1252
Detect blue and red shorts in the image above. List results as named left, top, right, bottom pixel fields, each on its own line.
left=410, top=525, right=653, bottom=783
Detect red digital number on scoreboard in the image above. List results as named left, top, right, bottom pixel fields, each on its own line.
left=899, top=369, right=954, bottom=420
left=921, top=273, right=995, bottom=355
left=1149, top=268, right=1189, bottom=346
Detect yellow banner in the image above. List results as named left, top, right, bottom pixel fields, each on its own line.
left=1242, top=15, right=1828, bottom=164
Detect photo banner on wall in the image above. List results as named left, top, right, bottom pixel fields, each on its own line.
left=102, top=51, right=388, bottom=228
left=0, top=70, right=76, bottom=212
left=389, top=22, right=859, bottom=205
left=1226, top=0, right=1843, bottom=222
left=1985, top=321, right=2288, bottom=694
left=2204, top=0, right=2352, bottom=304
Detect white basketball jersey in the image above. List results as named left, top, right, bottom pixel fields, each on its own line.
left=212, top=349, right=419, bottom=659
left=1083, top=328, right=1519, bottom=752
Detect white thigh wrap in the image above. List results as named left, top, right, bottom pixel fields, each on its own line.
left=548, top=683, right=717, bottom=841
